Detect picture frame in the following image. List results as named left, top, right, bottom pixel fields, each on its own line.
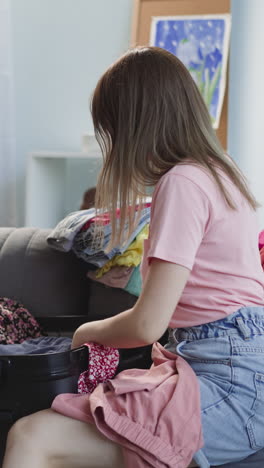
left=131, top=0, right=231, bottom=148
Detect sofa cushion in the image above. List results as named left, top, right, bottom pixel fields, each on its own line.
left=0, top=228, right=89, bottom=318
left=87, top=280, right=137, bottom=321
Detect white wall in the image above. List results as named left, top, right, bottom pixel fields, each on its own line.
left=11, top=0, right=264, bottom=227
left=11, top=0, right=133, bottom=225
left=228, top=0, right=264, bottom=227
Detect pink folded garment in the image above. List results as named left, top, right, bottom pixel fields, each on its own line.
left=87, top=266, right=134, bottom=289
left=52, top=342, right=203, bottom=468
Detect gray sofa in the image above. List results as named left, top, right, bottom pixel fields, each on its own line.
left=0, top=227, right=138, bottom=330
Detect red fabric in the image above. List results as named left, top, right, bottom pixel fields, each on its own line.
left=53, top=343, right=203, bottom=468
left=260, top=246, right=264, bottom=269
left=259, top=230, right=264, bottom=250
left=80, top=218, right=94, bottom=232
left=78, top=343, right=119, bottom=394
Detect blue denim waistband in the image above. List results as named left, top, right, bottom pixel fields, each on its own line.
left=171, top=307, right=264, bottom=343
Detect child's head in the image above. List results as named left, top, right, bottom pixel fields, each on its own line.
left=80, top=187, right=96, bottom=210
left=91, top=47, right=257, bottom=248
left=91, top=46, right=220, bottom=182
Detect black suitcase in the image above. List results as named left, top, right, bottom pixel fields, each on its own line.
left=0, top=315, right=90, bottom=465
left=0, top=345, right=88, bottom=464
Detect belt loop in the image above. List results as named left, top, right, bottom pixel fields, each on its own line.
left=168, top=327, right=179, bottom=345
left=235, top=317, right=251, bottom=340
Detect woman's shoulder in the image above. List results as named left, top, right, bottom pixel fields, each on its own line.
left=152, top=163, right=215, bottom=212
left=159, top=163, right=215, bottom=192
left=166, top=162, right=209, bottom=176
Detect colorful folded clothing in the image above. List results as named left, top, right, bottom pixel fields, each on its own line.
left=47, top=208, right=96, bottom=252
left=47, top=202, right=151, bottom=271
left=72, top=207, right=150, bottom=267
left=95, top=224, right=149, bottom=277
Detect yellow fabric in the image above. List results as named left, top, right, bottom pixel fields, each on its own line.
left=96, top=224, right=149, bottom=278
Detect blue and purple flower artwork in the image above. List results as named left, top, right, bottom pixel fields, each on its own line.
left=150, top=15, right=231, bottom=128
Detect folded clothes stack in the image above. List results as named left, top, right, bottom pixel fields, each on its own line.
left=86, top=224, right=148, bottom=297
left=72, top=207, right=150, bottom=268
left=47, top=200, right=152, bottom=297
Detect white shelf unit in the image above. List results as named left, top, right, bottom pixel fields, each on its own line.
left=26, top=150, right=102, bottom=229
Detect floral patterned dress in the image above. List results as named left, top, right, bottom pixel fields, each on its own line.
left=0, top=298, right=42, bottom=345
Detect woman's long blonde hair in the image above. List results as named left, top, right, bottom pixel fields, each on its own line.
left=91, top=47, right=258, bottom=249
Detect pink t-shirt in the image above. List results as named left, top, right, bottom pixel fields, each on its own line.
left=141, top=164, right=264, bottom=328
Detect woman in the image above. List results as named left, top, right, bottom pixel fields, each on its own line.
left=3, top=47, right=264, bottom=468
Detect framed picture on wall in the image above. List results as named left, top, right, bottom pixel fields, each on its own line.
left=131, top=0, right=231, bottom=148
left=150, top=15, right=231, bottom=129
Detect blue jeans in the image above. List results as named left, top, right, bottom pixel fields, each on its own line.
left=166, top=307, right=264, bottom=467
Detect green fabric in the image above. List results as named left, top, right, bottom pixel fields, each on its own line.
left=124, top=265, right=142, bottom=297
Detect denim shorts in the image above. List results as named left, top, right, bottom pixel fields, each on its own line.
left=166, top=306, right=264, bottom=467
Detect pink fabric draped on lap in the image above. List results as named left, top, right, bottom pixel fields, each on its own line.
left=52, top=342, right=203, bottom=468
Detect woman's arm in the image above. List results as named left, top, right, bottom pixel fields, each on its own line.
left=72, top=258, right=190, bottom=349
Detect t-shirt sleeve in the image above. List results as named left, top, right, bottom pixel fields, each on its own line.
left=147, top=173, right=211, bottom=270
